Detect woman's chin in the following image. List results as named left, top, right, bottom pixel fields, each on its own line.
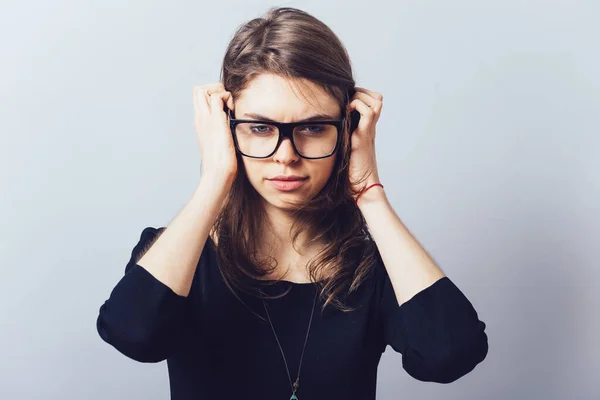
left=262, top=193, right=307, bottom=211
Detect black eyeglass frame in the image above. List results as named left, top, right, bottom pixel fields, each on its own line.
left=227, top=109, right=345, bottom=160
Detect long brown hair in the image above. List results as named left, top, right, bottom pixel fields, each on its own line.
left=213, top=7, right=379, bottom=312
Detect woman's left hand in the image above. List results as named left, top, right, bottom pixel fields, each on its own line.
left=347, top=87, right=383, bottom=195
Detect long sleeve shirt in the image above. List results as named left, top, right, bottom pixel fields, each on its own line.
left=97, top=226, right=488, bottom=399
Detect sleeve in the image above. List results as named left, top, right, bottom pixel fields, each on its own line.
left=376, top=261, right=489, bottom=383
left=96, top=226, right=189, bottom=363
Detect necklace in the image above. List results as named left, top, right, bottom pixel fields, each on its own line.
left=261, top=285, right=318, bottom=400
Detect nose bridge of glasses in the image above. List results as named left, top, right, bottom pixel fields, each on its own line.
left=278, top=123, right=295, bottom=141
left=274, top=124, right=298, bottom=157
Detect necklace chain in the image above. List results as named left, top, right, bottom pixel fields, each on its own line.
left=261, top=286, right=318, bottom=397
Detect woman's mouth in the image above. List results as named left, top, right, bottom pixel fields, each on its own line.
left=267, top=177, right=308, bottom=191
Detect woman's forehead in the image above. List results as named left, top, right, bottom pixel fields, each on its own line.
left=235, top=74, right=340, bottom=115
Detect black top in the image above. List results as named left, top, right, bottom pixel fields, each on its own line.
left=97, top=227, right=488, bottom=400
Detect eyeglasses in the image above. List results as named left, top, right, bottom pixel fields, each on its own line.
left=228, top=110, right=344, bottom=159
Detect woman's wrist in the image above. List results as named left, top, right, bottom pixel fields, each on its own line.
left=354, top=182, right=385, bottom=207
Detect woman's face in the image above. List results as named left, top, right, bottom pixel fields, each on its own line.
left=233, top=73, right=341, bottom=212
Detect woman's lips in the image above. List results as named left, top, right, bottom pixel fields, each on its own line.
left=268, top=178, right=307, bottom=191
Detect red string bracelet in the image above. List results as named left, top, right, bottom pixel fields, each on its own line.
left=354, top=183, right=384, bottom=205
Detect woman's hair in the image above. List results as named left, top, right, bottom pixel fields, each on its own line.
left=212, top=6, right=379, bottom=311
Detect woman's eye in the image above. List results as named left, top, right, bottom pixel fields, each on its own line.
left=299, top=125, right=325, bottom=134
left=250, top=125, right=274, bottom=134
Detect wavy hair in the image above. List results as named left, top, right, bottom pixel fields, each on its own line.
left=212, top=6, right=379, bottom=312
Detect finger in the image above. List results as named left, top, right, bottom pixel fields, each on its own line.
left=193, top=86, right=210, bottom=116
left=225, top=92, right=235, bottom=111
left=348, top=98, right=375, bottom=129
left=353, top=92, right=381, bottom=112
left=209, top=91, right=232, bottom=117
left=352, top=92, right=383, bottom=117
left=207, top=84, right=235, bottom=113
left=204, top=82, right=226, bottom=96
left=221, top=91, right=235, bottom=113
left=354, top=86, right=383, bottom=101
left=194, top=83, right=227, bottom=110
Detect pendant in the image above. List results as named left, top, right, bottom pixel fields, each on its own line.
left=290, top=395, right=298, bottom=400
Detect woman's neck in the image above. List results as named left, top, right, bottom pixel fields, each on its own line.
left=256, top=210, right=326, bottom=283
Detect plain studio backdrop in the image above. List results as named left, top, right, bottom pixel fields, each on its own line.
left=1, top=0, right=598, bottom=399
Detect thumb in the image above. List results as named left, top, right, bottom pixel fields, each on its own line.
left=210, top=92, right=234, bottom=116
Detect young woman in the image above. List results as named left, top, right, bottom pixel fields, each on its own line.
left=97, top=7, right=488, bottom=400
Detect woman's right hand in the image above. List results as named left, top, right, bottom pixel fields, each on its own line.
left=193, top=83, right=237, bottom=183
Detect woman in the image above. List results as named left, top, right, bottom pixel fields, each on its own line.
left=97, top=7, right=488, bottom=400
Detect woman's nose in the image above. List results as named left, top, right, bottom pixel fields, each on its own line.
left=272, top=137, right=300, bottom=164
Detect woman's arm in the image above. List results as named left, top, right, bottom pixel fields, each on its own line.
left=135, top=173, right=233, bottom=297
left=360, top=188, right=488, bottom=383
left=357, top=187, right=446, bottom=305
left=96, top=173, right=232, bottom=362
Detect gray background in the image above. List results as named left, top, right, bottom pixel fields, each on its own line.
left=1, top=0, right=598, bottom=399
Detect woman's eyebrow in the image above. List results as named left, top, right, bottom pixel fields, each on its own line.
left=242, top=113, right=339, bottom=122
